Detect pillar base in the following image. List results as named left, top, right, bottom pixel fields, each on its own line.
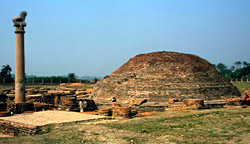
left=14, top=103, right=34, bottom=114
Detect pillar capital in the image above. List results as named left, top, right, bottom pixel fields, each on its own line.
left=13, top=11, right=27, bottom=33
left=15, top=27, right=25, bottom=34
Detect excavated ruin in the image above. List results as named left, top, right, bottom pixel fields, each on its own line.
left=92, top=51, right=240, bottom=105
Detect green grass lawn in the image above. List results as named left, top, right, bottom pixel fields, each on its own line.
left=103, top=108, right=250, bottom=143
left=232, top=82, right=250, bottom=93
left=0, top=108, right=249, bottom=144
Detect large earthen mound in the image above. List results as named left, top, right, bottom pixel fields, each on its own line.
left=92, top=51, right=240, bottom=104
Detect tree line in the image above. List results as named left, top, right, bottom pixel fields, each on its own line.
left=1, top=61, right=249, bottom=84
left=215, top=61, right=250, bottom=80
left=0, top=64, right=100, bottom=84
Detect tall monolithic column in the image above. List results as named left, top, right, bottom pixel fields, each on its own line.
left=12, top=11, right=27, bottom=103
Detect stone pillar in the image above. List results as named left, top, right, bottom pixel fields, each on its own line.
left=13, top=11, right=27, bottom=103
left=42, top=79, right=44, bottom=85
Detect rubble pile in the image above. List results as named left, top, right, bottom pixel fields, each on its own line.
left=169, top=99, right=205, bottom=110
left=98, top=108, right=111, bottom=116
left=0, top=86, right=97, bottom=117
left=226, top=98, right=244, bottom=106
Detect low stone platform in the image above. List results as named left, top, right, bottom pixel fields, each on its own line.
left=204, top=99, right=226, bottom=108
left=0, top=111, right=110, bottom=136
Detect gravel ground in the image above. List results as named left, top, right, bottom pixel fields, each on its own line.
left=0, top=111, right=109, bottom=126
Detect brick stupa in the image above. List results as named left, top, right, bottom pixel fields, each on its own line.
left=92, top=51, right=240, bottom=105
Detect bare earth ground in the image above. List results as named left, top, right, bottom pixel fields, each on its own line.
left=0, top=108, right=249, bottom=144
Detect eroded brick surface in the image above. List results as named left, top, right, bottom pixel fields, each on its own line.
left=93, top=51, right=240, bottom=105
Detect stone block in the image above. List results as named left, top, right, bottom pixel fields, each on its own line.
left=83, top=99, right=98, bottom=111
left=112, top=107, right=131, bottom=118
left=183, top=99, right=204, bottom=107
left=85, top=89, right=93, bottom=93
left=14, top=103, right=34, bottom=113
left=75, top=90, right=87, bottom=95
left=63, top=90, right=74, bottom=94
left=226, top=98, right=244, bottom=106
left=112, top=102, right=121, bottom=108
left=47, top=90, right=64, bottom=94
left=34, top=103, right=50, bottom=111
left=0, top=103, right=7, bottom=112
left=0, top=111, right=10, bottom=117
left=131, top=109, right=138, bottom=116
left=0, top=94, right=7, bottom=103
left=129, top=98, right=147, bottom=106
left=168, top=98, right=179, bottom=104
left=0, top=119, right=41, bottom=136
left=98, top=108, right=111, bottom=116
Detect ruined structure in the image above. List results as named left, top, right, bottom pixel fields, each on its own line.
left=92, top=51, right=240, bottom=105
left=13, top=11, right=27, bottom=103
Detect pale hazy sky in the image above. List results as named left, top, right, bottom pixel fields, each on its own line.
left=0, top=0, right=250, bottom=76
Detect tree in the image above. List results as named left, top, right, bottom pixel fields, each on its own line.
left=243, top=61, right=248, bottom=68
left=215, top=63, right=232, bottom=76
left=231, top=66, right=250, bottom=81
left=68, top=73, right=76, bottom=80
left=215, top=62, right=250, bottom=81
left=0, top=64, right=13, bottom=83
left=94, top=78, right=100, bottom=84
left=230, top=66, right=236, bottom=72
left=216, top=63, right=227, bottom=73
left=234, top=61, right=242, bottom=69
